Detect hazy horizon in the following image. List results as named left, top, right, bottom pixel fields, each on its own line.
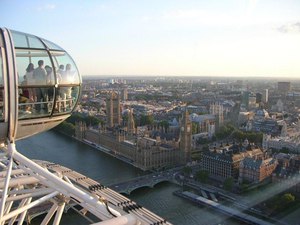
left=82, top=74, right=300, bottom=80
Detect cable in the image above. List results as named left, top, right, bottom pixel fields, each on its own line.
left=99, top=196, right=117, bottom=218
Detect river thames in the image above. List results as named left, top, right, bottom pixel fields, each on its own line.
left=16, top=130, right=239, bottom=225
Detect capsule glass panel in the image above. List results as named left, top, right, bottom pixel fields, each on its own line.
left=15, top=49, right=52, bottom=85
left=51, top=51, right=80, bottom=115
left=0, top=49, right=4, bottom=120
left=10, top=30, right=81, bottom=121
left=15, top=49, right=54, bottom=118
left=12, top=31, right=45, bottom=49
left=41, top=39, right=64, bottom=51
left=55, top=86, right=80, bottom=114
left=0, top=49, right=3, bottom=86
left=50, top=51, right=80, bottom=85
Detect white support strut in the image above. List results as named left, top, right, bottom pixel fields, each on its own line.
left=12, top=149, right=121, bottom=220
left=0, top=142, right=15, bottom=221
left=0, top=142, right=171, bottom=225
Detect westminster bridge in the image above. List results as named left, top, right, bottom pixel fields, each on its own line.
left=108, top=167, right=184, bottom=195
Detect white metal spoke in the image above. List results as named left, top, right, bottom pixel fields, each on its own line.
left=8, top=187, right=52, bottom=195
left=41, top=203, right=59, bottom=225
left=0, top=161, right=8, bottom=169
left=92, top=215, right=137, bottom=225
left=0, top=143, right=171, bottom=225
left=17, top=197, right=32, bottom=225
left=3, top=187, right=18, bottom=216
left=0, top=169, right=26, bottom=178
left=0, top=176, right=39, bottom=189
left=12, top=150, right=120, bottom=220
left=7, top=189, right=54, bottom=202
left=1, top=191, right=59, bottom=221
left=63, top=175, right=74, bottom=185
left=8, top=197, right=30, bottom=225
left=0, top=147, right=14, bottom=221
left=53, top=203, right=65, bottom=225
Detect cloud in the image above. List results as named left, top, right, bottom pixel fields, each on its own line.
left=37, top=4, right=56, bottom=11
left=162, top=9, right=207, bottom=20
left=247, top=0, right=259, bottom=14
left=161, top=9, right=242, bottom=27
left=278, top=22, right=300, bottom=33
left=141, top=16, right=153, bottom=22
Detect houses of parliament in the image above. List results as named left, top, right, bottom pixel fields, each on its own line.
left=75, top=91, right=192, bottom=170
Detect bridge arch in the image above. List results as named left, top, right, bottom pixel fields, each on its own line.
left=118, top=179, right=173, bottom=195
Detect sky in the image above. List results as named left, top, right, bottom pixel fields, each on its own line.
left=1, top=0, right=300, bottom=77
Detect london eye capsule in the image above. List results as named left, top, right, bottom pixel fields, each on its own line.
left=0, top=28, right=82, bottom=143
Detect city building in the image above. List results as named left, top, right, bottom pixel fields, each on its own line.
left=263, top=134, right=300, bottom=153
left=256, top=93, right=262, bottom=104
left=106, top=91, right=121, bottom=127
left=75, top=121, right=87, bottom=140
left=209, top=102, right=224, bottom=128
left=238, top=112, right=253, bottom=126
left=201, top=142, right=264, bottom=181
left=278, top=82, right=291, bottom=93
left=75, top=121, right=181, bottom=171
left=239, top=107, right=287, bottom=136
left=136, top=136, right=180, bottom=170
left=126, top=108, right=136, bottom=135
left=271, top=99, right=284, bottom=112
left=179, top=110, right=192, bottom=162
left=262, top=89, right=269, bottom=103
left=121, top=87, right=128, bottom=101
left=248, top=93, right=257, bottom=109
left=242, top=91, right=251, bottom=108
left=253, top=118, right=280, bottom=134
left=239, top=157, right=278, bottom=183
left=189, top=113, right=216, bottom=137
left=272, top=154, right=300, bottom=196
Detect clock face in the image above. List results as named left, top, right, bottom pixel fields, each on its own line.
left=187, top=126, right=191, bottom=132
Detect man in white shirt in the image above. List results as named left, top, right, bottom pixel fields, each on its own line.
left=33, top=60, right=47, bottom=111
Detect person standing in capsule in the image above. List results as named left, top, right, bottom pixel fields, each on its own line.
left=25, top=63, right=36, bottom=102
left=33, top=60, right=47, bottom=112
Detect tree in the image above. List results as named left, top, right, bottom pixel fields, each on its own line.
left=56, top=121, right=75, bottom=136
left=140, top=114, right=154, bottom=126
left=215, top=124, right=234, bottom=139
left=192, top=122, right=199, bottom=134
left=280, top=147, right=289, bottom=154
left=202, top=144, right=209, bottom=151
left=85, top=115, right=102, bottom=126
left=267, top=193, right=296, bottom=211
left=247, top=132, right=263, bottom=143
left=182, top=166, right=192, bottom=176
left=195, top=170, right=209, bottom=183
left=66, top=113, right=84, bottom=124
left=223, top=177, right=234, bottom=191
left=197, top=137, right=209, bottom=145
left=66, top=113, right=104, bottom=127
left=232, top=130, right=245, bottom=140
left=122, top=114, right=129, bottom=123
left=281, top=193, right=295, bottom=206
left=160, top=120, right=169, bottom=133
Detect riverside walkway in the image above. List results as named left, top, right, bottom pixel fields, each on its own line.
left=175, top=190, right=275, bottom=225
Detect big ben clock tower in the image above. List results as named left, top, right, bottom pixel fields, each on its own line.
left=179, top=109, right=192, bottom=163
